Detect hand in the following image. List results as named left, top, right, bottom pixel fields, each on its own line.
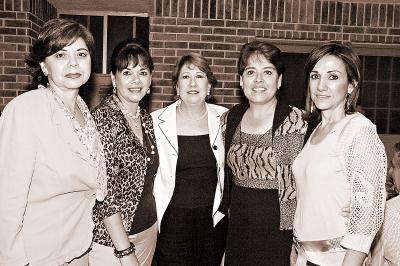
left=119, top=253, right=140, bottom=266
left=340, top=206, right=350, bottom=218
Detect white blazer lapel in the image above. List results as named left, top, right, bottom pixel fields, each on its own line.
left=156, top=102, right=179, bottom=155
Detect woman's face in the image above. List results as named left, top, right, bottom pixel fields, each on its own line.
left=112, top=61, right=151, bottom=106
left=176, top=63, right=210, bottom=105
left=240, top=54, right=282, bottom=105
left=309, top=54, right=354, bottom=114
left=40, top=37, right=91, bottom=91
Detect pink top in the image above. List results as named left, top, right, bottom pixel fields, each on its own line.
left=0, top=88, right=98, bottom=266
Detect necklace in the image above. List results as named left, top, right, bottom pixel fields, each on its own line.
left=113, top=95, right=141, bottom=129
left=178, top=102, right=207, bottom=122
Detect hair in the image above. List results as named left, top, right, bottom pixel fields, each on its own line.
left=25, top=18, right=95, bottom=88
left=303, top=41, right=361, bottom=124
left=237, top=40, right=285, bottom=77
left=172, top=53, right=217, bottom=93
left=395, top=142, right=400, bottom=152
left=110, top=38, right=153, bottom=75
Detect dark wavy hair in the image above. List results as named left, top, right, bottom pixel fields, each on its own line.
left=172, top=53, right=217, bottom=93
left=110, top=38, right=153, bottom=75
left=237, top=40, right=285, bottom=77
left=303, top=41, right=361, bottom=124
left=25, top=18, right=95, bottom=88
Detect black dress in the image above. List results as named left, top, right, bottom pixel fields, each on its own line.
left=224, top=128, right=292, bottom=266
left=155, top=134, right=227, bottom=266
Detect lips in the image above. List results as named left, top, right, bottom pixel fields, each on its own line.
left=252, top=87, right=266, bottom=91
left=65, top=73, right=81, bottom=79
left=128, top=87, right=142, bottom=92
left=187, top=90, right=199, bottom=94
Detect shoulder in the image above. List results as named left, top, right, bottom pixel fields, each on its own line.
left=151, top=101, right=178, bottom=119
left=344, top=113, right=376, bottom=134
left=206, top=103, right=229, bottom=115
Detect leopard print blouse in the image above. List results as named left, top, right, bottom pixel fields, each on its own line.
left=91, top=95, right=158, bottom=247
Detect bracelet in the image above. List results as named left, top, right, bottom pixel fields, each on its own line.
left=114, top=242, right=135, bottom=258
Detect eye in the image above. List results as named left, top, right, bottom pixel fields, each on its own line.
left=246, top=70, right=255, bottom=75
left=181, top=74, right=190, bottom=79
left=264, top=70, right=273, bottom=75
left=139, top=70, right=149, bottom=76
left=310, top=73, right=319, bottom=80
left=328, top=74, right=339, bottom=80
left=77, top=52, right=88, bottom=57
left=122, top=70, right=131, bottom=76
left=196, top=74, right=205, bottom=79
left=55, top=53, right=65, bottom=59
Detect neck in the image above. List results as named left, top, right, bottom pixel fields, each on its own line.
left=48, top=82, right=79, bottom=112
left=179, top=101, right=207, bottom=117
left=115, top=94, right=139, bottom=114
left=320, top=109, right=346, bottom=126
left=248, top=98, right=277, bottom=118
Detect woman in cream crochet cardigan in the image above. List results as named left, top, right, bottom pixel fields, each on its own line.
left=292, top=42, right=387, bottom=266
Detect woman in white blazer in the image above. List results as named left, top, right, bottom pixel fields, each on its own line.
left=152, top=53, right=228, bottom=265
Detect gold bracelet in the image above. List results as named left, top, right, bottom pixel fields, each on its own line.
left=114, top=242, right=135, bottom=258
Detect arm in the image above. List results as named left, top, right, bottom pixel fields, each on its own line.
left=391, top=152, right=400, bottom=193
left=340, top=123, right=387, bottom=263
left=103, top=214, right=139, bottom=266
left=0, top=101, right=36, bottom=266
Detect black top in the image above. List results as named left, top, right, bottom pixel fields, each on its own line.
left=129, top=127, right=159, bottom=235
left=169, top=134, right=217, bottom=208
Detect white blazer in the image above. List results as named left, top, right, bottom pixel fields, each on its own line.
left=151, top=100, right=228, bottom=231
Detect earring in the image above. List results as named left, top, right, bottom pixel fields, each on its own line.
left=310, top=102, right=315, bottom=113
left=345, top=93, right=351, bottom=112
left=147, top=88, right=150, bottom=94
left=43, top=69, right=48, bottom=76
left=112, top=84, right=117, bottom=94
left=207, top=90, right=210, bottom=96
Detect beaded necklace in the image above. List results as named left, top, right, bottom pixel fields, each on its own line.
left=43, top=84, right=107, bottom=201
left=112, top=94, right=156, bottom=161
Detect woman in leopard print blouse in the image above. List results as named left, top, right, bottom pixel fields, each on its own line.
left=89, top=39, right=159, bottom=266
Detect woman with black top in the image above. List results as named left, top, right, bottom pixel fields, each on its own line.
left=221, top=40, right=310, bottom=265
left=89, top=39, right=159, bottom=266
left=152, top=53, right=228, bottom=265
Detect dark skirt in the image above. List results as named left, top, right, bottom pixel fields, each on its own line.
left=225, top=185, right=292, bottom=266
left=155, top=205, right=227, bottom=266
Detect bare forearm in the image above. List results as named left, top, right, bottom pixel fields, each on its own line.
left=392, top=168, right=400, bottom=193
left=342, top=249, right=366, bottom=266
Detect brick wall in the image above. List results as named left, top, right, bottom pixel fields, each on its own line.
left=0, top=0, right=56, bottom=111
left=148, top=0, right=400, bottom=110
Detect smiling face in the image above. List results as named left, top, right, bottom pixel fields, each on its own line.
left=176, top=63, right=211, bottom=105
left=240, top=54, right=282, bottom=105
left=40, top=37, right=91, bottom=91
left=112, top=61, right=151, bottom=107
left=309, top=54, right=354, bottom=116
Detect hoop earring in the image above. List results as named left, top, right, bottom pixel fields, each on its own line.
left=345, top=93, right=351, bottom=112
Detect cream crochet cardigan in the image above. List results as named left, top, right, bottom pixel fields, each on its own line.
left=338, top=113, right=387, bottom=254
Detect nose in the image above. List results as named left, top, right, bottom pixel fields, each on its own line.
left=316, top=78, right=326, bottom=91
left=190, top=77, right=196, bottom=87
left=130, top=73, right=140, bottom=84
left=69, top=55, right=78, bottom=67
left=255, top=72, right=262, bottom=83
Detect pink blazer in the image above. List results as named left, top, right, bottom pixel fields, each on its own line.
left=0, top=88, right=97, bottom=266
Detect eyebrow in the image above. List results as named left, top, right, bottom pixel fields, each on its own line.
left=310, top=70, right=343, bottom=74
left=125, top=66, right=149, bottom=71
left=244, top=66, right=276, bottom=70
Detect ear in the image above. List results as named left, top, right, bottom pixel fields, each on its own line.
left=239, top=75, right=243, bottom=88
left=39, top=62, right=48, bottom=76
left=110, top=72, right=116, bottom=87
left=277, top=74, right=282, bottom=90
left=348, top=81, right=357, bottom=94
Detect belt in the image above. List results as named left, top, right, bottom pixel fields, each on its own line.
left=293, top=236, right=344, bottom=266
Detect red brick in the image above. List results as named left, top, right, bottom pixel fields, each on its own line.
left=213, top=58, right=236, bottom=66
left=16, top=28, right=26, bottom=35
left=248, top=21, right=272, bottom=29
left=223, top=96, right=243, bottom=103
left=292, top=0, right=299, bottom=23
left=320, top=25, right=341, bottom=33
left=342, top=3, right=350, bottom=25
left=151, top=17, right=177, bottom=25
left=213, top=27, right=236, bottom=35
left=225, top=35, right=248, bottom=44
left=16, top=75, right=29, bottom=82
left=151, top=71, right=162, bottom=78
left=273, top=23, right=295, bottom=30
left=364, top=4, right=371, bottom=27
left=177, top=49, right=198, bottom=56
left=4, top=51, right=27, bottom=59
left=0, top=74, right=16, bottom=82
left=4, top=19, right=29, bottom=28
left=165, top=42, right=188, bottom=49
left=164, top=25, right=188, bottom=33
left=387, top=5, right=394, bottom=28
left=150, top=41, right=164, bottom=48
left=0, top=27, right=16, bottom=35
left=335, top=1, right=342, bottom=25
left=150, top=25, right=164, bottom=32
left=201, top=34, right=224, bottom=42
left=201, top=50, right=224, bottom=58
left=213, top=43, right=236, bottom=51
left=177, top=34, right=200, bottom=42
left=0, top=43, right=16, bottom=51
left=212, top=88, right=235, bottom=96
left=189, top=42, right=213, bottom=50
left=151, top=49, right=176, bottom=56
left=389, top=28, right=400, bottom=35
left=356, top=3, right=364, bottom=26
left=4, top=67, right=27, bottom=75
left=225, top=51, right=240, bottom=59
left=177, top=18, right=201, bottom=26
left=0, top=89, right=17, bottom=97
left=152, top=33, right=177, bottom=41
left=366, top=27, right=388, bottom=35
left=295, top=24, right=319, bottom=31
left=225, top=20, right=248, bottom=28
left=0, top=11, right=16, bottom=18
left=201, top=19, right=224, bottom=27
left=0, top=59, right=16, bottom=66
left=379, top=4, right=386, bottom=27
left=16, top=12, right=27, bottom=19
left=343, top=26, right=364, bottom=34
left=4, top=35, right=30, bottom=43
left=237, top=28, right=256, bottom=36
left=190, top=26, right=212, bottom=34
left=224, top=81, right=240, bottom=88
left=370, top=4, right=379, bottom=27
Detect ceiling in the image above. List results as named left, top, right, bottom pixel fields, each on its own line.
left=47, top=0, right=149, bottom=14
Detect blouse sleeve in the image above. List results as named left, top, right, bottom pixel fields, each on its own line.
left=92, top=109, right=122, bottom=220
left=340, top=122, right=387, bottom=254
left=0, top=101, right=36, bottom=266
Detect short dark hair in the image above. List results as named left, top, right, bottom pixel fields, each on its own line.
left=304, top=41, right=361, bottom=124
left=26, top=18, right=95, bottom=88
left=237, top=40, right=284, bottom=76
left=172, top=53, right=217, bottom=91
left=110, top=38, right=153, bottom=75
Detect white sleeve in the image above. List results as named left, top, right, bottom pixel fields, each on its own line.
left=0, top=100, right=36, bottom=266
